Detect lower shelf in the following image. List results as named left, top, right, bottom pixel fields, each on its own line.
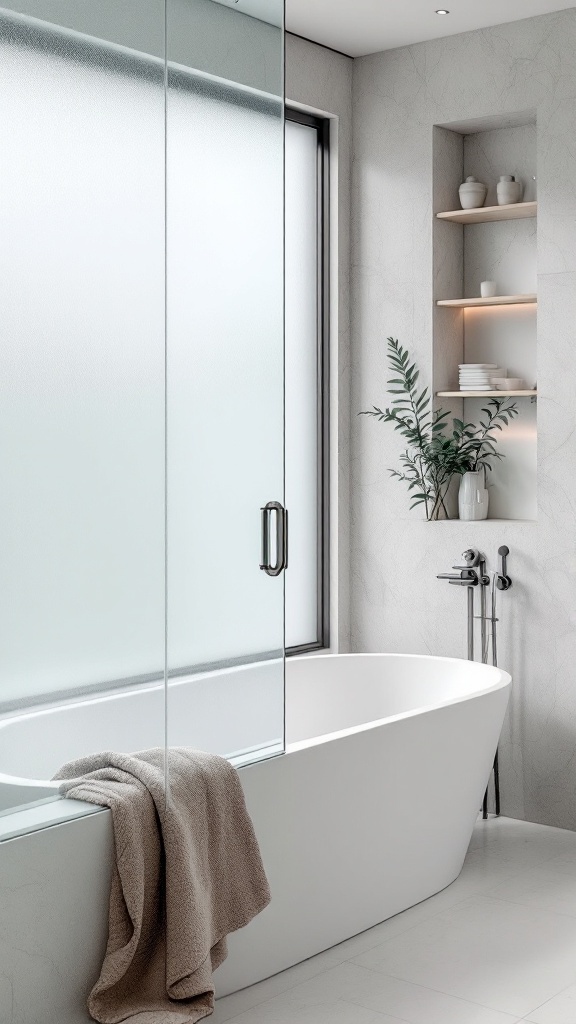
left=436, top=294, right=537, bottom=307
left=432, top=518, right=537, bottom=524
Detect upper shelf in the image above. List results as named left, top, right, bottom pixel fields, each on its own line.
left=437, top=294, right=537, bottom=308
left=436, top=201, right=537, bottom=224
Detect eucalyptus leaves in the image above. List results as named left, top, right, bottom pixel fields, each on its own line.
left=360, top=337, right=518, bottom=521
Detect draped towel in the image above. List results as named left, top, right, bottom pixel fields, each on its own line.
left=53, top=747, right=271, bottom=1023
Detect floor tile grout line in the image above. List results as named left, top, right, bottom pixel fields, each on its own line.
left=340, top=888, right=519, bottom=963
left=279, top=897, right=472, bottom=968
left=215, top=955, right=347, bottom=1018
left=342, top=838, right=576, bottom=962
left=338, top=996, right=413, bottom=1023
left=444, top=838, right=576, bottom=903
left=471, top=887, right=576, bottom=922
left=348, top=962, right=529, bottom=1019
left=333, top=890, right=487, bottom=961
left=520, top=973, right=576, bottom=1019
left=467, top=826, right=560, bottom=849
left=466, top=843, right=576, bottom=873
left=221, top=991, right=413, bottom=1024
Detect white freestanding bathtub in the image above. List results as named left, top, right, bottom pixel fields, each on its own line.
left=0, top=653, right=510, bottom=1023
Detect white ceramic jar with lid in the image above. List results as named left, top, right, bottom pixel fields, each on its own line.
left=497, top=175, right=523, bottom=205
left=458, top=176, right=487, bottom=210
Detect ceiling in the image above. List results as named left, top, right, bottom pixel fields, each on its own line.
left=211, top=0, right=283, bottom=27
left=284, top=0, right=575, bottom=58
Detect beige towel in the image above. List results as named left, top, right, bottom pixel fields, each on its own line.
left=53, top=748, right=271, bottom=1024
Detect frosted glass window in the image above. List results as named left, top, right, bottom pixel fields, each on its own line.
left=166, top=75, right=284, bottom=670
left=285, top=115, right=328, bottom=651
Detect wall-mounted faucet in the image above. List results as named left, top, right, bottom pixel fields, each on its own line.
left=437, top=568, right=479, bottom=587
left=438, top=548, right=490, bottom=586
left=437, top=549, right=489, bottom=659
left=437, top=545, right=513, bottom=819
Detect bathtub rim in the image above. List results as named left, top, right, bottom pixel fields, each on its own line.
left=286, top=652, right=510, bottom=751
left=0, top=652, right=510, bottom=793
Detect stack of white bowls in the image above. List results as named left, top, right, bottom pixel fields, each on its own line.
left=459, top=363, right=500, bottom=391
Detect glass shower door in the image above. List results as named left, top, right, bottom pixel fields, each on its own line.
left=166, top=0, right=286, bottom=764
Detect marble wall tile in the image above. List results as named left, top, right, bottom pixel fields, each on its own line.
left=352, top=9, right=576, bottom=829
left=538, top=98, right=576, bottom=275
left=464, top=220, right=537, bottom=297
left=536, top=272, right=576, bottom=563
left=465, top=124, right=537, bottom=209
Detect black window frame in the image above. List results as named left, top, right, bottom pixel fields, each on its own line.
left=285, top=107, right=331, bottom=656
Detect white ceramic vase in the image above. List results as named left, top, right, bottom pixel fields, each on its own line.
left=480, top=280, right=497, bottom=297
left=459, top=176, right=487, bottom=210
left=497, top=174, right=523, bottom=206
left=458, top=469, right=489, bottom=521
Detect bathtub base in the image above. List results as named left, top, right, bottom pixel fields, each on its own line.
left=217, top=684, right=508, bottom=994
left=0, top=686, right=508, bottom=1020
left=0, top=654, right=510, bottom=1019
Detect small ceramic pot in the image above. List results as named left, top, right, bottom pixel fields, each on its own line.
left=459, top=176, right=487, bottom=210
left=480, top=280, right=497, bottom=298
left=459, top=469, right=489, bottom=522
left=497, top=175, right=523, bottom=206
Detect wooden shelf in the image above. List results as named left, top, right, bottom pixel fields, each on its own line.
left=436, top=201, right=537, bottom=224
left=431, top=518, right=537, bottom=524
left=437, top=390, right=537, bottom=398
left=437, top=294, right=537, bottom=308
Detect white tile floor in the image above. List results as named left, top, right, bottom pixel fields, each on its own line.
left=213, top=817, right=576, bottom=1024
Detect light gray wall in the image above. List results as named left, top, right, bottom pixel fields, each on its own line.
left=286, top=34, right=353, bottom=652
left=351, top=9, right=576, bottom=828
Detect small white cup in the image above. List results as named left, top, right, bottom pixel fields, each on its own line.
left=481, top=280, right=497, bottom=298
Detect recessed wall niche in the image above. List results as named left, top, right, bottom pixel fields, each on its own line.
left=433, top=112, right=537, bottom=522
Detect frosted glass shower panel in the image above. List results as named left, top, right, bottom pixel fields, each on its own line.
left=0, top=9, right=166, bottom=708
left=166, top=0, right=285, bottom=763
left=167, top=81, right=284, bottom=666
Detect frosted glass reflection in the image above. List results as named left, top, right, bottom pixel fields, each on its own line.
left=0, top=15, right=165, bottom=705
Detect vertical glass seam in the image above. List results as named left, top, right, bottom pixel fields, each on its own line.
left=163, top=0, right=169, bottom=803
left=282, top=0, right=287, bottom=756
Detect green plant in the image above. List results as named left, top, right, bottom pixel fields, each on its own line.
left=359, top=337, right=518, bottom=521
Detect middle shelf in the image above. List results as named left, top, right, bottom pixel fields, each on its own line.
left=436, top=390, right=537, bottom=398
left=437, top=294, right=537, bottom=308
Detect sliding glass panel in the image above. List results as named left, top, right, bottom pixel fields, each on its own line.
left=166, top=0, right=285, bottom=765
left=0, top=3, right=166, bottom=814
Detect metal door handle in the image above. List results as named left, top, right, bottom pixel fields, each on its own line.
left=260, top=501, right=288, bottom=577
